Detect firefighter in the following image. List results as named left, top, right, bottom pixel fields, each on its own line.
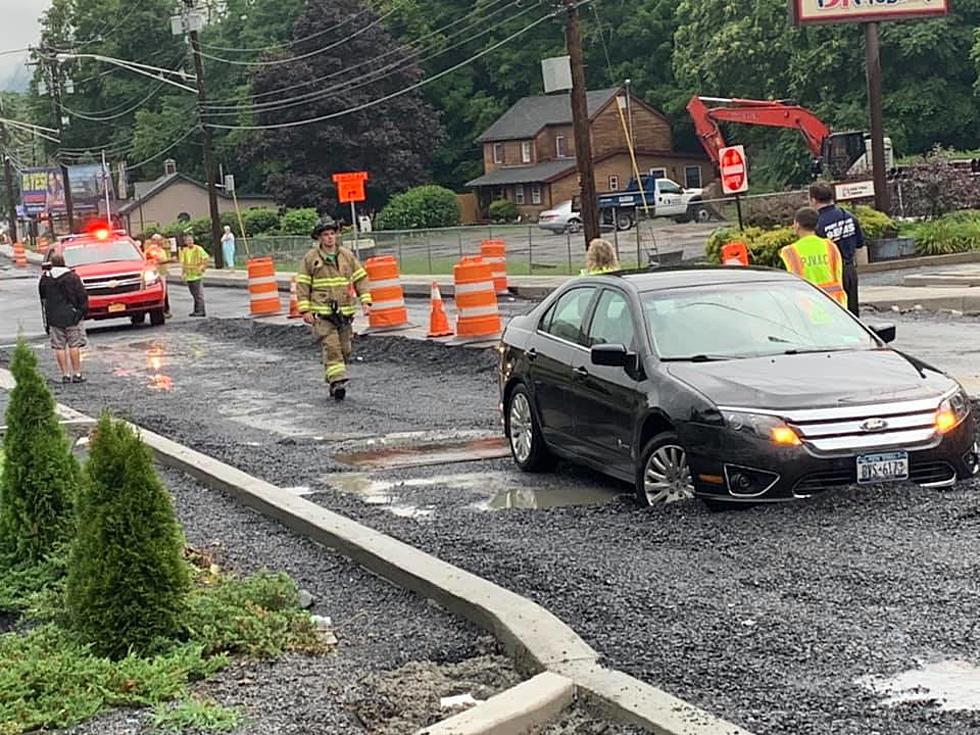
left=296, top=217, right=372, bottom=401
left=144, top=233, right=172, bottom=318
left=780, top=207, right=848, bottom=308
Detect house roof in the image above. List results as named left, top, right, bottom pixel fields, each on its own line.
left=465, top=159, right=578, bottom=187
left=120, top=172, right=272, bottom=214
left=476, top=88, right=621, bottom=143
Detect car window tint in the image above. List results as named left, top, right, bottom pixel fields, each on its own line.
left=589, top=290, right=634, bottom=348
left=538, top=301, right=557, bottom=332
left=543, top=288, right=595, bottom=346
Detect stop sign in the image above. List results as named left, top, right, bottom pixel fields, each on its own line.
left=719, top=145, right=749, bottom=195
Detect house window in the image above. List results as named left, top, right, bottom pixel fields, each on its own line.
left=521, top=141, right=532, bottom=164
left=515, top=184, right=525, bottom=205
left=493, top=143, right=504, bottom=164
left=684, top=165, right=702, bottom=189
left=555, top=136, right=568, bottom=158
left=531, top=184, right=542, bottom=205
left=608, top=175, right=620, bottom=191
left=648, top=167, right=667, bottom=180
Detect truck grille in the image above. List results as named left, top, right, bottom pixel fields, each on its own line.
left=83, top=272, right=143, bottom=296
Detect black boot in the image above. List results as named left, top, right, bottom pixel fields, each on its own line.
left=330, top=380, right=348, bottom=402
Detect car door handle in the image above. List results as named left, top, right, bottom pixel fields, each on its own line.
left=573, top=366, right=589, bottom=378
left=527, top=348, right=538, bottom=362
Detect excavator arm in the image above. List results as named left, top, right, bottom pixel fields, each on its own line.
left=687, top=96, right=832, bottom=166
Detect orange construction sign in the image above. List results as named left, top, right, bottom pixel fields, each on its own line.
left=332, top=171, right=368, bottom=203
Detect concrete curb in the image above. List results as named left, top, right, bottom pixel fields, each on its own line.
left=0, top=366, right=754, bottom=735
left=417, top=672, right=574, bottom=735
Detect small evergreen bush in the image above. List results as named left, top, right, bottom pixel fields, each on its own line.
left=376, top=185, right=461, bottom=230
left=66, top=415, right=190, bottom=658
left=488, top=198, right=518, bottom=224
left=277, top=207, right=320, bottom=236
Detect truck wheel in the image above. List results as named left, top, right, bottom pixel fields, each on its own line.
left=689, top=204, right=711, bottom=224
left=130, top=313, right=146, bottom=326
left=149, top=309, right=166, bottom=327
left=615, top=212, right=634, bottom=231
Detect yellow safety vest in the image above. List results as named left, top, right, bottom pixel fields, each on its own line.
left=579, top=266, right=618, bottom=275
left=780, top=235, right=847, bottom=308
left=179, top=245, right=209, bottom=282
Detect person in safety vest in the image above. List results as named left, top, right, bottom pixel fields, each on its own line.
left=179, top=233, right=210, bottom=317
left=144, top=234, right=172, bottom=318
left=581, top=238, right=619, bottom=275
left=780, top=207, right=848, bottom=309
left=810, top=182, right=863, bottom=317
left=296, top=217, right=372, bottom=402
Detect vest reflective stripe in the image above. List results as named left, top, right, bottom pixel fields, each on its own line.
left=781, top=237, right=847, bottom=308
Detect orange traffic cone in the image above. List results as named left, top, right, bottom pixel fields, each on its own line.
left=287, top=276, right=302, bottom=319
left=427, top=282, right=453, bottom=338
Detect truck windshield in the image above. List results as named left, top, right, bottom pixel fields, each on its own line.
left=643, top=281, right=875, bottom=360
left=62, top=241, right=142, bottom=267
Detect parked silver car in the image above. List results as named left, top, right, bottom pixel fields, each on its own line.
left=537, top=200, right=581, bottom=234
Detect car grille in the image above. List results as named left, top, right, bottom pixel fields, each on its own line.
left=82, top=272, right=143, bottom=296
left=794, top=460, right=956, bottom=496
left=783, top=396, right=942, bottom=456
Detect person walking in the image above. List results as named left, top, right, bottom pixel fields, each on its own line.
left=38, top=253, right=89, bottom=384
left=810, top=182, right=864, bottom=316
left=179, top=233, right=210, bottom=317
left=581, top=238, right=620, bottom=275
left=144, top=233, right=172, bottom=318
left=220, top=225, right=236, bottom=269
left=295, top=216, right=372, bottom=401
left=780, top=207, right=848, bottom=308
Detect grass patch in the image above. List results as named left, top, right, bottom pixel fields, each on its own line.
left=152, top=695, right=242, bottom=733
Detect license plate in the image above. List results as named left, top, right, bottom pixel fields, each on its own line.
left=108, top=303, right=126, bottom=313
left=857, top=451, right=909, bottom=485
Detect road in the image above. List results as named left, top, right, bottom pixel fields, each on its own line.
left=4, top=263, right=980, bottom=734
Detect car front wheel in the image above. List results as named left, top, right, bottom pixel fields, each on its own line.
left=635, top=432, right=696, bottom=506
left=149, top=308, right=166, bottom=327
left=506, top=384, right=554, bottom=472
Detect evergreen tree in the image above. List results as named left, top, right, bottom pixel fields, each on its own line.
left=0, top=340, right=77, bottom=564
left=67, top=415, right=189, bottom=658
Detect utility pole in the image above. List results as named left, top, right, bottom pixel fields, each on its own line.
left=864, top=22, right=890, bottom=214
left=562, top=0, right=600, bottom=246
left=44, top=48, right=75, bottom=233
left=0, top=100, right=18, bottom=242
left=181, top=0, right=224, bottom=267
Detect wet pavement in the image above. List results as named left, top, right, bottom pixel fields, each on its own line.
left=5, top=308, right=980, bottom=733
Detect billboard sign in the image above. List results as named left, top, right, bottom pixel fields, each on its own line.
left=20, top=164, right=112, bottom=216
left=791, top=0, right=951, bottom=25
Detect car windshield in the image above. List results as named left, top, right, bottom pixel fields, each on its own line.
left=62, top=241, right=142, bottom=267
left=642, top=281, right=876, bottom=360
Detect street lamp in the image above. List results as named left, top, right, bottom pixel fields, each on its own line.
left=54, top=53, right=198, bottom=94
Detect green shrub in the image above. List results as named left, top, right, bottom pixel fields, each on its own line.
left=852, top=205, right=898, bottom=240
left=375, top=185, right=461, bottom=230
left=151, top=696, right=241, bottom=733
left=240, top=208, right=280, bottom=235
left=911, top=218, right=980, bottom=256
left=278, top=207, right=320, bottom=236
left=67, top=415, right=190, bottom=658
left=0, top=340, right=78, bottom=564
left=488, top=198, right=518, bottom=224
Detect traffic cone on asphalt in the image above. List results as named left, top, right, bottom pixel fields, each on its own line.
left=287, top=276, right=302, bottom=319
left=427, top=282, right=454, bottom=338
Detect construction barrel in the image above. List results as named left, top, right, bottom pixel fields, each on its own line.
left=365, top=256, right=409, bottom=330
left=479, top=240, right=508, bottom=295
left=453, top=256, right=501, bottom=340
left=247, top=257, right=282, bottom=316
left=721, top=242, right=750, bottom=267
left=13, top=242, right=27, bottom=268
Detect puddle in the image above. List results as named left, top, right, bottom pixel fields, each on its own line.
left=335, top=436, right=509, bottom=470
left=859, top=659, right=980, bottom=711
left=478, top=484, right=620, bottom=511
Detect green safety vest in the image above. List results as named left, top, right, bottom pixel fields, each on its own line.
left=579, top=266, right=618, bottom=275
left=180, top=245, right=209, bottom=282
left=779, top=235, right=847, bottom=307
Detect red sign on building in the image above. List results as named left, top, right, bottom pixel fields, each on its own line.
left=332, top=171, right=368, bottom=204
left=719, top=146, right=748, bottom=195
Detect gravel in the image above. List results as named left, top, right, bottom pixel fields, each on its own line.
left=13, top=319, right=980, bottom=734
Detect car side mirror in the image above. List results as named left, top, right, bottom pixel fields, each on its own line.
left=869, top=323, right=896, bottom=344
left=591, top=344, right=630, bottom=368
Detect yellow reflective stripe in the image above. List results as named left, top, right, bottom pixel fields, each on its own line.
left=326, top=364, right=347, bottom=377
left=339, top=306, right=357, bottom=315
left=312, top=279, right=350, bottom=289
left=360, top=293, right=373, bottom=304
left=297, top=300, right=312, bottom=310
left=351, top=268, right=367, bottom=281
left=309, top=305, right=333, bottom=314
left=296, top=274, right=313, bottom=285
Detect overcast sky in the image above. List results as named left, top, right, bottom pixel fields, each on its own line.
left=1, top=1, right=50, bottom=89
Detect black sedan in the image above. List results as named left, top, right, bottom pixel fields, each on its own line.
left=498, top=267, right=979, bottom=507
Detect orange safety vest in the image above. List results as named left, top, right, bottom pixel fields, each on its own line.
left=780, top=236, right=847, bottom=308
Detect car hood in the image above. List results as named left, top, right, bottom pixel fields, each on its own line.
left=73, top=260, right=147, bottom=278
left=665, top=349, right=955, bottom=411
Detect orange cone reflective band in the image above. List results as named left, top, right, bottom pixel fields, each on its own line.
left=427, top=282, right=454, bottom=338
left=247, top=256, right=282, bottom=316
left=479, top=240, right=508, bottom=295
left=721, top=241, right=749, bottom=266
left=287, top=275, right=302, bottom=319
left=453, top=256, right=501, bottom=339
left=13, top=242, right=27, bottom=268
left=366, top=256, right=409, bottom=329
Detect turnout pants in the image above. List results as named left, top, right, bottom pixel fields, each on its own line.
left=843, top=262, right=859, bottom=317
left=313, top=317, right=353, bottom=385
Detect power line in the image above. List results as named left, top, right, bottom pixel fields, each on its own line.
left=208, top=10, right=560, bottom=131
left=58, top=79, right=170, bottom=122
left=199, top=4, right=378, bottom=53
left=204, top=0, right=519, bottom=110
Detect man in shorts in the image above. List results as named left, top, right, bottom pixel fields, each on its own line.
left=39, top=252, right=89, bottom=384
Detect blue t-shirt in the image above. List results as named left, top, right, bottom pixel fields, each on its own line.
left=816, top=205, right=864, bottom=264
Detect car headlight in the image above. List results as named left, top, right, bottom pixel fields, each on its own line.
left=723, top=410, right=801, bottom=446
left=144, top=268, right=159, bottom=285
left=936, top=389, right=970, bottom=434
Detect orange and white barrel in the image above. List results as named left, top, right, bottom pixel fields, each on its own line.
left=13, top=242, right=27, bottom=268
left=366, top=256, right=409, bottom=329
left=453, top=256, right=501, bottom=339
left=479, top=240, right=508, bottom=295
left=247, top=257, right=282, bottom=316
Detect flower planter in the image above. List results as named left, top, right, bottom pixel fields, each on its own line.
left=868, top=237, right=917, bottom=262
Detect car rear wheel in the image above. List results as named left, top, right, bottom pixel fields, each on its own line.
left=130, top=313, right=146, bottom=325
left=149, top=308, right=166, bottom=327
left=506, top=385, right=554, bottom=472
left=635, top=432, right=696, bottom=506
left=566, top=218, right=582, bottom=234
